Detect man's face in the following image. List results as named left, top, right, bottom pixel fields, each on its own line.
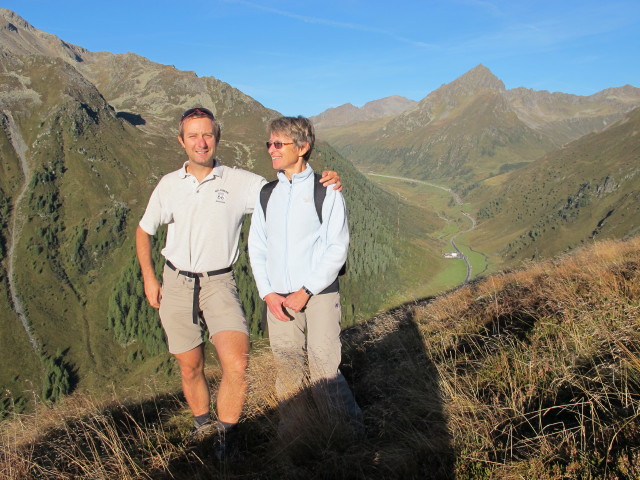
left=178, top=117, right=217, bottom=167
left=268, top=132, right=307, bottom=174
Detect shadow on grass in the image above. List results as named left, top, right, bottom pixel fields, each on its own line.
left=13, top=310, right=454, bottom=479
left=342, top=307, right=455, bottom=479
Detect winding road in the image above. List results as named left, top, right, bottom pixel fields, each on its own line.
left=367, top=173, right=476, bottom=284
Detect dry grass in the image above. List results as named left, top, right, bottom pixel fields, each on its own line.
left=2, top=236, right=640, bottom=479
left=417, top=235, right=640, bottom=479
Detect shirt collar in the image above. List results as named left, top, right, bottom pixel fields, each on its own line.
left=277, top=163, right=313, bottom=184
left=179, top=160, right=224, bottom=181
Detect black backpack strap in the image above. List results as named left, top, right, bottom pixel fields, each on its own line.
left=259, top=180, right=278, bottom=218
left=313, top=173, right=345, bottom=276
left=313, top=173, right=326, bottom=224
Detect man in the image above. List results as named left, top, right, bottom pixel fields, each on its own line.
left=248, top=116, right=363, bottom=440
left=136, top=108, right=341, bottom=459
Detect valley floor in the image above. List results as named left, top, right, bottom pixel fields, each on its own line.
left=366, top=173, right=491, bottom=300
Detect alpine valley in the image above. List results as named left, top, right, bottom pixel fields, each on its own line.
left=312, top=64, right=640, bottom=270
left=0, top=6, right=639, bottom=421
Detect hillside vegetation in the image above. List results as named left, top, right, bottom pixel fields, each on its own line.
left=468, top=105, right=640, bottom=266
left=2, top=235, right=638, bottom=479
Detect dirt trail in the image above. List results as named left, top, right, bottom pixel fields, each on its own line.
left=4, top=111, right=39, bottom=353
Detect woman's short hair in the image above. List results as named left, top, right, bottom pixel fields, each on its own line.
left=267, top=116, right=315, bottom=161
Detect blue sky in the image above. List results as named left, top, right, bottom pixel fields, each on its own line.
left=4, top=1, right=639, bottom=116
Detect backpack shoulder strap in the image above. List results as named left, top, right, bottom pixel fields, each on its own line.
left=259, top=180, right=278, bottom=218
left=314, top=173, right=346, bottom=276
left=313, top=173, right=326, bottom=224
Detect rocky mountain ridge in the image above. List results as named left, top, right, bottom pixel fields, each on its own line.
left=0, top=9, right=276, bottom=169
left=311, top=95, right=416, bottom=129
left=0, top=8, right=89, bottom=62
left=317, top=64, right=640, bottom=184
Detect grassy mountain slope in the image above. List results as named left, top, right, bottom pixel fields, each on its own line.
left=467, top=105, right=640, bottom=264
left=2, top=234, right=639, bottom=479
left=0, top=51, right=174, bottom=397
left=0, top=107, right=41, bottom=409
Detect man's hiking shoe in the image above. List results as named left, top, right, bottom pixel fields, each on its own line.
left=212, top=424, right=240, bottom=461
left=185, top=420, right=216, bottom=444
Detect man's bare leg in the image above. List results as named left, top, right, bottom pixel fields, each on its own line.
left=212, top=330, right=249, bottom=423
left=174, top=344, right=210, bottom=416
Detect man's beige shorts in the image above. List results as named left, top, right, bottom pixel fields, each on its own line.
left=159, top=264, right=248, bottom=354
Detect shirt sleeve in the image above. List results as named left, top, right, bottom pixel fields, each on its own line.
left=138, top=182, right=168, bottom=235
left=245, top=173, right=267, bottom=215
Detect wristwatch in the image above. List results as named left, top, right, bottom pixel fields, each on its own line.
left=302, top=286, right=313, bottom=296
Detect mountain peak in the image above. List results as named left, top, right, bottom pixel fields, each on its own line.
left=361, top=95, right=417, bottom=116
left=0, top=9, right=33, bottom=30
left=592, top=84, right=640, bottom=102
left=0, top=8, right=89, bottom=62
left=410, top=65, right=506, bottom=115
left=448, top=64, right=505, bottom=94
left=387, top=65, right=506, bottom=133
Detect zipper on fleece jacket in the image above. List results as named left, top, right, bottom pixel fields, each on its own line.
left=283, top=180, right=293, bottom=293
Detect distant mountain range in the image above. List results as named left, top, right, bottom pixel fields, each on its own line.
left=314, top=64, right=640, bottom=185
left=311, top=63, right=640, bottom=267
left=310, top=95, right=417, bottom=129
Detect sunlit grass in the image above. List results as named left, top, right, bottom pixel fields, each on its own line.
left=2, top=236, right=639, bottom=479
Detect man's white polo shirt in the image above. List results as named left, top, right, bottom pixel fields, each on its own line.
left=139, top=161, right=266, bottom=273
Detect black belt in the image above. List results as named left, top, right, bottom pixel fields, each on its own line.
left=166, top=260, right=232, bottom=278
left=166, top=260, right=233, bottom=324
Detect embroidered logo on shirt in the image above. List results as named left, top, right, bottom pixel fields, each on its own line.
left=216, top=189, right=229, bottom=203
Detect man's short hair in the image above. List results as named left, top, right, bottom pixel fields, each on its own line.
left=267, top=116, right=315, bottom=161
left=179, top=107, right=221, bottom=144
